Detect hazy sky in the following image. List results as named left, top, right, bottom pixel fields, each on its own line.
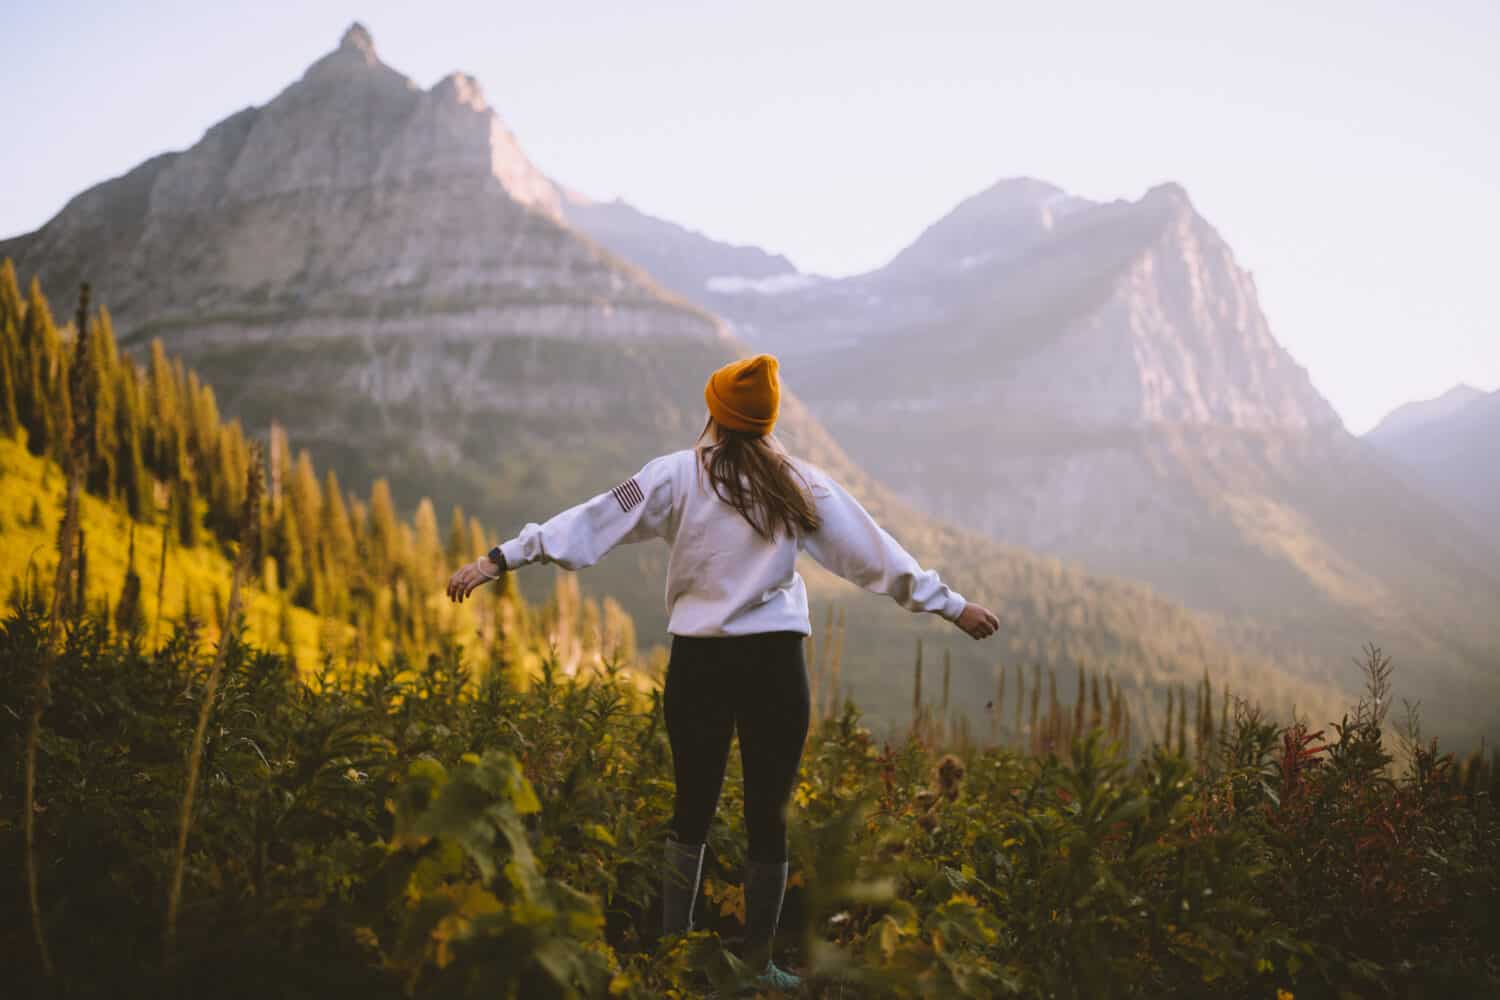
left=4, top=1, right=1497, bottom=432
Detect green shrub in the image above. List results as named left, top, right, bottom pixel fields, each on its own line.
left=2, top=611, right=1496, bottom=998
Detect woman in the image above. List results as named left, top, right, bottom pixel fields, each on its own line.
left=447, top=354, right=999, bottom=991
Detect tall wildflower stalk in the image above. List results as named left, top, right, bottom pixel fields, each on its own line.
left=911, top=639, right=924, bottom=733
left=1014, top=664, right=1025, bottom=746
left=24, top=284, right=94, bottom=977
left=992, top=662, right=1006, bottom=746
left=151, top=487, right=172, bottom=649
left=828, top=606, right=844, bottom=718
left=164, top=443, right=263, bottom=959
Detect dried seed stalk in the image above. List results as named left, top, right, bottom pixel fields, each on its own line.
left=164, top=443, right=263, bottom=958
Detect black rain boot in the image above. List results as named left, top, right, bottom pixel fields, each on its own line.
left=662, top=837, right=706, bottom=937
left=741, top=859, right=801, bottom=993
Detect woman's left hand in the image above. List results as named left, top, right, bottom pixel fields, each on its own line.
left=446, top=557, right=502, bottom=602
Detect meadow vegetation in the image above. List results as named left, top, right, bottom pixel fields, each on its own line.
left=4, top=599, right=1496, bottom=997
left=4, top=264, right=1497, bottom=997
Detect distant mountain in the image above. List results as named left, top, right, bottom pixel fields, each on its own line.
left=572, top=180, right=1500, bottom=741
left=1367, top=386, right=1500, bottom=546
left=0, top=24, right=1344, bottom=736
left=1367, top=384, right=1487, bottom=441
left=878, top=177, right=1093, bottom=283
left=560, top=193, right=810, bottom=296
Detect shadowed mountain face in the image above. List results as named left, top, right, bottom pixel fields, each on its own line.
left=0, top=24, right=1350, bottom=737
left=568, top=179, right=1500, bottom=741
left=1367, top=386, right=1500, bottom=546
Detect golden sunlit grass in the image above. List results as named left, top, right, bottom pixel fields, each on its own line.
left=0, top=435, right=327, bottom=666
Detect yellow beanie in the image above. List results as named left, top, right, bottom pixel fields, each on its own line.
left=705, top=354, right=780, bottom=435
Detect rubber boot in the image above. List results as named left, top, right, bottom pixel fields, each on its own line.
left=662, top=837, right=706, bottom=936
left=741, top=859, right=802, bottom=993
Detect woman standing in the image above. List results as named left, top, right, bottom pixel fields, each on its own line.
left=447, top=354, right=999, bottom=991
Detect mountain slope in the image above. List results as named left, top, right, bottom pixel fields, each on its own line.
left=1366, top=386, right=1500, bottom=545
left=560, top=193, right=804, bottom=296
left=0, top=25, right=1352, bottom=736
left=564, top=181, right=1500, bottom=741
left=1368, top=384, right=1487, bottom=441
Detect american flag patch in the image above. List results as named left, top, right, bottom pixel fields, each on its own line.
left=611, top=477, right=645, bottom=513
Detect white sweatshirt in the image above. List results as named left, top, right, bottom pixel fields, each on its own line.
left=498, top=448, right=968, bottom=637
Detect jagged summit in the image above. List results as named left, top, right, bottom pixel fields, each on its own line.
left=341, top=21, right=376, bottom=57
left=1142, top=180, right=1191, bottom=205
left=0, top=22, right=696, bottom=336
left=881, top=175, right=1091, bottom=278
left=970, top=175, right=1070, bottom=203
left=432, top=72, right=488, bottom=111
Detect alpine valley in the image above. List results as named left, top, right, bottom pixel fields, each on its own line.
left=6, top=25, right=1494, bottom=741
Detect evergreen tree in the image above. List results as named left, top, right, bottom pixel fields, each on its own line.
left=0, top=338, right=18, bottom=437
left=447, top=505, right=468, bottom=566
left=115, top=523, right=144, bottom=635
left=413, top=498, right=441, bottom=573
left=176, top=477, right=200, bottom=548
left=467, top=516, right=488, bottom=571
left=601, top=596, right=636, bottom=664
left=114, top=366, right=150, bottom=519
left=21, top=278, right=68, bottom=460
left=146, top=339, right=186, bottom=480
left=368, top=479, right=400, bottom=574
left=321, top=470, right=356, bottom=568
left=206, top=422, right=248, bottom=540
left=270, top=502, right=307, bottom=607
left=289, top=449, right=322, bottom=566
left=0, top=258, right=22, bottom=330
left=82, top=305, right=118, bottom=497
left=75, top=528, right=88, bottom=617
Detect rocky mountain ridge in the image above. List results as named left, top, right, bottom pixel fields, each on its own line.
left=1, top=23, right=705, bottom=346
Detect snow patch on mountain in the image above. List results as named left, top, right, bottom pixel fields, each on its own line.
left=705, top=273, right=822, bottom=295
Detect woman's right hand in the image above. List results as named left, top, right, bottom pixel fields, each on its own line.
left=446, top=556, right=502, bottom=603
left=955, top=602, right=1000, bottom=640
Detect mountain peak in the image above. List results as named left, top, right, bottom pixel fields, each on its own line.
left=432, top=72, right=487, bottom=112
left=882, top=176, right=1090, bottom=277
left=340, top=22, right=376, bottom=59
left=1141, top=181, right=1193, bottom=215
left=1368, top=383, right=1488, bottom=441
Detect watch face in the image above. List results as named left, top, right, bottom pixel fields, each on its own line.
left=488, top=545, right=504, bottom=567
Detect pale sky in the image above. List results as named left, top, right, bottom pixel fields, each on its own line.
left=4, top=0, right=1497, bottom=433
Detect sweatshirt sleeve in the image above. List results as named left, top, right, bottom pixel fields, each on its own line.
left=796, top=466, right=968, bottom=621
left=499, top=454, right=677, bottom=572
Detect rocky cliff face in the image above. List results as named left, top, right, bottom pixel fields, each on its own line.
left=1, top=24, right=700, bottom=344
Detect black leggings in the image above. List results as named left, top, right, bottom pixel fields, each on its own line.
left=663, top=631, right=811, bottom=864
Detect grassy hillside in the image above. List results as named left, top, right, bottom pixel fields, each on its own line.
left=0, top=434, right=327, bottom=665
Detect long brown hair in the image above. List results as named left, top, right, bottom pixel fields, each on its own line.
left=697, top=416, right=821, bottom=540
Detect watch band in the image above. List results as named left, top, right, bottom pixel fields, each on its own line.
left=486, top=545, right=507, bottom=574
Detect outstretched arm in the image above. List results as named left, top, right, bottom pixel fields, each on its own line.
left=798, top=467, right=999, bottom=640
left=446, top=454, right=676, bottom=603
